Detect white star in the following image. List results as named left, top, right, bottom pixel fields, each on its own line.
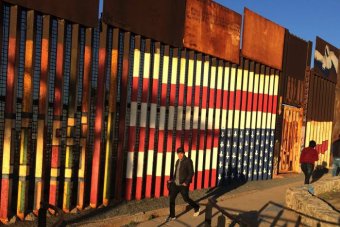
left=227, top=141, right=230, bottom=148
left=239, top=144, right=243, bottom=150
left=233, top=142, right=237, bottom=148
left=234, top=131, right=238, bottom=136
left=220, top=141, right=224, bottom=147
left=246, top=130, right=249, bottom=136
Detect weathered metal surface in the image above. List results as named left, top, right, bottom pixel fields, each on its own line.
left=102, top=0, right=241, bottom=63
left=3, top=0, right=99, bottom=27
left=279, top=106, right=303, bottom=173
left=281, top=31, right=312, bottom=107
left=102, top=0, right=186, bottom=48
left=242, top=8, right=285, bottom=70
left=183, top=0, right=241, bottom=63
left=314, top=36, right=338, bottom=84
left=307, top=71, right=336, bottom=122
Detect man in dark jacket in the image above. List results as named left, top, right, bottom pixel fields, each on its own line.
left=166, top=147, right=200, bottom=222
left=331, top=134, right=340, bottom=176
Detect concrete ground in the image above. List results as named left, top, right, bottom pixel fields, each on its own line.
left=70, top=171, right=334, bottom=227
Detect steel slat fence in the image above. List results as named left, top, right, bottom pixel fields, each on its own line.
left=0, top=3, right=285, bottom=222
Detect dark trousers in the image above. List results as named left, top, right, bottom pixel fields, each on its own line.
left=301, top=163, right=314, bottom=184
left=169, top=184, right=199, bottom=217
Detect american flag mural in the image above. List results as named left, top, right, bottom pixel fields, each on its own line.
left=218, top=61, right=279, bottom=183
left=121, top=35, right=280, bottom=200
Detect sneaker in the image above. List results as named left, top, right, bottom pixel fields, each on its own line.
left=193, top=207, right=201, bottom=217
left=165, top=216, right=176, bottom=222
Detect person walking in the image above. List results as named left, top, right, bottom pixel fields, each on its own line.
left=166, top=147, right=200, bottom=222
left=300, top=140, right=319, bottom=184
left=331, top=134, right=340, bottom=176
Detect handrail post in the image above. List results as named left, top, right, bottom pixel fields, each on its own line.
left=205, top=199, right=213, bottom=226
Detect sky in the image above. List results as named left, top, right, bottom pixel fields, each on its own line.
left=99, top=0, right=340, bottom=60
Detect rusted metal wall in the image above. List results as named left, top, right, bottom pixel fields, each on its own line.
left=241, top=8, right=285, bottom=70
left=103, top=0, right=242, bottom=63
left=2, top=0, right=327, bottom=223
left=183, top=0, right=241, bottom=63
left=3, top=0, right=99, bottom=27
left=281, top=31, right=312, bottom=107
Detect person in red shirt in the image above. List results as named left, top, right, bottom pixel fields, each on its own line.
left=300, top=140, right=319, bottom=184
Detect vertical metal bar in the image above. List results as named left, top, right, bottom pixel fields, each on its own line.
left=217, top=61, right=226, bottom=186
left=251, top=63, right=261, bottom=180
left=202, top=57, right=212, bottom=188
left=155, top=45, right=168, bottom=197
left=192, top=53, right=202, bottom=190
left=233, top=61, right=244, bottom=180
left=160, top=47, right=173, bottom=196
left=205, top=59, right=219, bottom=187
left=142, top=41, right=154, bottom=197
left=90, top=23, right=107, bottom=207
left=228, top=64, right=237, bottom=180
left=103, top=27, right=118, bottom=206
left=150, top=42, right=162, bottom=198
left=162, top=48, right=177, bottom=195
left=244, top=61, right=255, bottom=180
left=0, top=5, right=18, bottom=222
left=72, top=26, right=85, bottom=209
left=222, top=63, right=231, bottom=183
left=169, top=49, right=181, bottom=186
left=133, top=38, right=147, bottom=199
left=240, top=59, right=250, bottom=180
left=49, top=19, right=64, bottom=208
left=79, top=28, right=92, bottom=209
left=140, top=40, right=152, bottom=198
left=269, top=71, right=280, bottom=177
left=186, top=51, right=196, bottom=191
left=195, top=55, right=206, bottom=189
left=261, top=67, right=270, bottom=179
left=34, top=14, right=50, bottom=212
left=17, top=9, right=34, bottom=220
left=62, top=23, right=79, bottom=212
left=126, top=35, right=141, bottom=200
left=113, top=31, right=128, bottom=200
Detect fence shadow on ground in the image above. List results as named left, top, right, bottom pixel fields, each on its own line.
left=200, top=200, right=340, bottom=227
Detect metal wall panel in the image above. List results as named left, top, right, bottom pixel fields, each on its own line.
left=102, top=0, right=186, bottom=48
left=102, top=0, right=241, bottom=63
left=3, top=0, right=99, bottom=27
left=183, top=0, right=241, bottom=63
left=281, top=31, right=312, bottom=107
left=242, top=8, right=285, bottom=70
left=307, top=71, right=336, bottom=122
left=314, top=36, right=338, bottom=84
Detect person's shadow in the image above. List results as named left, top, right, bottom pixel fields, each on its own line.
left=311, top=161, right=329, bottom=183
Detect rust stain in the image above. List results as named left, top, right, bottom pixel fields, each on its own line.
left=183, top=0, right=241, bottom=63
